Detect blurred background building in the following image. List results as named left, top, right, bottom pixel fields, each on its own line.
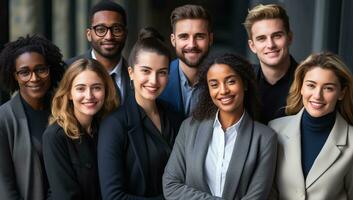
left=1, top=0, right=352, bottom=70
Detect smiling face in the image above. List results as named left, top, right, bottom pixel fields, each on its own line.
left=207, top=63, right=245, bottom=120
left=15, top=52, right=51, bottom=107
left=128, top=51, right=169, bottom=104
left=86, top=10, right=127, bottom=61
left=301, top=67, right=345, bottom=117
left=248, top=18, right=292, bottom=69
left=171, top=19, right=213, bottom=68
left=70, top=70, right=105, bottom=124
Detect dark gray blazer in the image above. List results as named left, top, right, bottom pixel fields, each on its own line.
left=0, top=93, right=46, bottom=200
left=163, top=111, right=277, bottom=200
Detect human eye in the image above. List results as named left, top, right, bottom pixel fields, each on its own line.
left=305, top=83, right=315, bottom=89
left=323, top=86, right=334, bottom=92
left=195, top=34, right=206, bottom=40
left=158, top=70, right=168, bottom=76
left=208, top=81, right=218, bottom=88
left=35, top=66, right=49, bottom=74
left=92, top=85, right=103, bottom=91
left=256, top=36, right=266, bottom=42
left=94, top=25, right=107, bottom=34
left=140, top=68, right=150, bottom=74
left=178, top=34, right=188, bottom=40
left=112, top=25, right=123, bottom=33
left=17, top=70, right=31, bottom=77
left=75, top=86, right=85, bottom=92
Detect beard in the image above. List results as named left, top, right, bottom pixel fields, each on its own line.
left=91, top=39, right=125, bottom=60
left=176, top=47, right=209, bottom=68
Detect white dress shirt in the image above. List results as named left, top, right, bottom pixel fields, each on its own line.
left=91, top=51, right=125, bottom=102
left=205, top=111, right=244, bottom=197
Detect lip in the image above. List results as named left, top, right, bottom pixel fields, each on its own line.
left=218, top=95, right=234, bottom=105
left=309, top=101, right=325, bottom=109
left=26, top=84, right=43, bottom=91
left=143, top=85, right=159, bottom=93
left=264, top=49, right=280, bottom=55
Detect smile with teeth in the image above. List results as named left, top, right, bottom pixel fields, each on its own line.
left=82, top=101, right=97, bottom=107
left=265, top=50, right=280, bottom=55
left=309, top=101, right=325, bottom=109
left=26, top=85, right=42, bottom=90
left=144, top=85, right=158, bottom=93
left=219, top=96, right=233, bottom=104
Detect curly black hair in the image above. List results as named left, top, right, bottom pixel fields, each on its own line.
left=0, top=34, right=65, bottom=94
left=192, top=53, right=260, bottom=121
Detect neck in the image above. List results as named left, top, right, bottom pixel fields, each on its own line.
left=93, top=50, right=121, bottom=72
left=179, top=60, right=199, bottom=86
left=135, top=95, right=158, bottom=116
left=260, top=56, right=291, bottom=85
left=75, top=113, right=93, bottom=134
left=218, top=109, right=244, bottom=130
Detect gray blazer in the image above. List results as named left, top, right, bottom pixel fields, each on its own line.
left=0, top=93, right=46, bottom=200
left=163, top=111, right=277, bottom=200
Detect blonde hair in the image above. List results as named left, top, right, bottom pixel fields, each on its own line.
left=286, top=52, right=353, bottom=125
left=50, top=58, right=119, bottom=139
left=243, top=4, right=290, bottom=39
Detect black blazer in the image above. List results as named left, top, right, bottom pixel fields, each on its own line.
left=65, top=50, right=132, bottom=104
left=98, top=93, right=183, bottom=200
left=43, top=122, right=100, bottom=200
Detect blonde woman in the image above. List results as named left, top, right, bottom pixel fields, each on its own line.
left=42, top=58, right=118, bottom=200
left=269, top=52, right=353, bottom=200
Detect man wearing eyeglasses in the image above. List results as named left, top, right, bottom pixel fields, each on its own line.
left=66, top=1, right=129, bottom=104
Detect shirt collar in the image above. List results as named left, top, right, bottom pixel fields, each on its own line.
left=213, top=110, right=245, bottom=133
left=91, top=50, right=123, bottom=76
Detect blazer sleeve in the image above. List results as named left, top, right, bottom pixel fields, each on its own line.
left=98, top=113, right=162, bottom=200
left=162, top=120, right=223, bottom=200
left=0, top=124, right=23, bottom=200
left=42, top=125, right=82, bottom=200
left=241, top=127, right=278, bottom=200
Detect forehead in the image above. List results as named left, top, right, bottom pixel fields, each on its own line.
left=250, top=18, right=286, bottom=37
left=91, top=10, right=124, bottom=25
left=135, top=51, right=169, bottom=70
left=72, top=70, right=103, bottom=85
left=15, top=52, right=45, bottom=69
left=207, top=63, right=239, bottom=79
left=304, top=67, right=340, bottom=84
left=174, top=19, right=209, bottom=34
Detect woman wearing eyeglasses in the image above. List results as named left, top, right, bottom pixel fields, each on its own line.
left=0, top=35, right=65, bottom=200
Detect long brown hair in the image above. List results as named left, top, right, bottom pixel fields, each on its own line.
left=50, top=58, right=118, bottom=139
left=286, top=52, right=353, bottom=125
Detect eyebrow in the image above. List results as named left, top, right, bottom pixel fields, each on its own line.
left=208, top=74, right=238, bottom=82
left=17, top=64, right=46, bottom=70
left=74, top=83, right=103, bottom=87
left=304, top=80, right=338, bottom=86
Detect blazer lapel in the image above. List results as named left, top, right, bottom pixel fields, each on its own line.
left=222, top=112, right=253, bottom=199
left=121, top=58, right=131, bottom=102
left=125, top=95, right=149, bottom=190
left=191, top=119, right=213, bottom=193
left=305, top=112, right=347, bottom=188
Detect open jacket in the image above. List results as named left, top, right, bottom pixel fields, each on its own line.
left=163, top=111, right=277, bottom=200
left=269, top=109, right=353, bottom=200
left=0, top=93, right=47, bottom=200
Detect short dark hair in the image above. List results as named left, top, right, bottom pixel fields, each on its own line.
left=89, top=0, right=127, bottom=26
left=192, top=53, right=260, bottom=121
left=128, top=27, right=171, bottom=67
left=0, top=34, right=65, bottom=94
left=170, top=4, right=212, bottom=32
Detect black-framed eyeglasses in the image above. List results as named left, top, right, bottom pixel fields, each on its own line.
left=90, top=24, right=125, bottom=37
left=15, top=66, right=50, bottom=82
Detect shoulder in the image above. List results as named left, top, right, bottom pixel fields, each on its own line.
left=65, top=51, right=91, bottom=66
left=253, top=121, right=277, bottom=142
left=268, top=115, right=296, bottom=132
left=158, top=100, right=183, bottom=122
left=43, top=122, right=67, bottom=145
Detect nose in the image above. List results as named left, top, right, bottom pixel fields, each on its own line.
left=187, top=37, right=197, bottom=48
left=104, top=28, right=114, bottom=40
left=149, top=73, right=157, bottom=85
left=29, top=72, right=39, bottom=82
left=85, top=88, right=94, bottom=99
left=313, top=87, right=323, bottom=100
left=220, top=83, right=229, bottom=95
left=266, top=38, right=275, bottom=48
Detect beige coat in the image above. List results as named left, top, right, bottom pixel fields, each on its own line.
left=269, top=109, right=353, bottom=200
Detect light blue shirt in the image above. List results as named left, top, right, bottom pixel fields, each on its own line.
left=178, top=66, right=199, bottom=116
left=205, top=110, right=244, bottom=197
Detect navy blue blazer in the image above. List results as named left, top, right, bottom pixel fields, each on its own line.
left=159, top=59, right=185, bottom=118
left=98, top=93, right=183, bottom=200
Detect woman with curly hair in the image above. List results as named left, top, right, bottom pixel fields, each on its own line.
left=0, top=35, right=65, bottom=199
left=269, top=52, right=353, bottom=200
left=42, top=58, right=118, bottom=200
left=163, top=53, right=277, bottom=200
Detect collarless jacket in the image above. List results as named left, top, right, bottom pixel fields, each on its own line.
left=163, top=111, right=277, bottom=200
left=0, top=93, right=46, bottom=200
left=269, top=109, right=353, bottom=200
left=98, top=94, right=183, bottom=200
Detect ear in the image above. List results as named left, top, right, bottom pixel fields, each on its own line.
left=86, top=28, right=92, bottom=42
left=170, top=33, right=176, bottom=47
left=128, top=66, right=134, bottom=80
left=248, top=39, right=257, bottom=54
left=338, top=86, right=347, bottom=100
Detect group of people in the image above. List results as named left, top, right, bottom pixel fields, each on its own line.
left=0, top=1, right=352, bottom=200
